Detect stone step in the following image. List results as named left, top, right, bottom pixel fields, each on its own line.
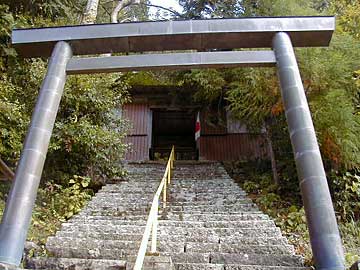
left=79, top=208, right=265, bottom=218
left=168, top=193, right=248, bottom=199
left=26, top=257, right=126, bottom=270
left=29, top=163, right=304, bottom=270
left=84, top=200, right=255, bottom=209
left=59, top=225, right=282, bottom=238
left=173, top=204, right=259, bottom=213
left=101, top=186, right=245, bottom=193
left=45, top=245, right=300, bottom=263
left=70, top=212, right=269, bottom=222
left=54, top=231, right=288, bottom=245
left=46, top=238, right=183, bottom=254
left=82, top=203, right=259, bottom=214
left=185, top=242, right=294, bottom=254
left=166, top=210, right=264, bottom=216
left=47, top=236, right=294, bottom=255
left=166, top=252, right=304, bottom=266
left=60, top=220, right=275, bottom=229
left=94, top=192, right=249, bottom=200
left=170, top=189, right=247, bottom=195
left=175, top=263, right=310, bottom=270
left=125, top=255, right=175, bottom=270
left=171, top=185, right=240, bottom=190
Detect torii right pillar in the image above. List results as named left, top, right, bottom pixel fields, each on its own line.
left=273, top=32, right=345, bottom=270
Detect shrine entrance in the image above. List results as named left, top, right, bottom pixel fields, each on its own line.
left=151, top=110, right=197, bottom=160
left=0, top=16, right=345, bottom=270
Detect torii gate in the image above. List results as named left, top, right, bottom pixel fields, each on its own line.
left=0, top=17, right=345, bottom=270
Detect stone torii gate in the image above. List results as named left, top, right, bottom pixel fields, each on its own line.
left=0, top=17, right=345, bottom=270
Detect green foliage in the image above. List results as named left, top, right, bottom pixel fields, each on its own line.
left=331, top=170, right=360, bottom=221
left=0, top=0, right=86, bottom=22
left=311, top=89, right=360, bottom=169
left=0, top=176, right=93, bottom=247
left=176, top=0, right=360, bottom=171
left=0, top=4, right=132, bottom=183
left=28, top=175, right=93, bottom=245
left=340, top=220, right=360, bottom=266
left=179, top=0, right=243, bottom=18
left=330, top=0, right=360, bottom=39
left=181, top=69, right=226, bottom=103
left=226, top=68, right=280, bottom=131
left=0, top=74, right=29, bottom=163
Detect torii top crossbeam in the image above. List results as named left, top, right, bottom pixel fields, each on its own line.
left=12, top=16, right=335, bottom=57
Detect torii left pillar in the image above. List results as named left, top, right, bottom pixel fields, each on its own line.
left=0, top=41, right=72, bottom=267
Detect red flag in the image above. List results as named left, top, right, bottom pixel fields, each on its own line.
left=195, top=111, right=201, bottom=141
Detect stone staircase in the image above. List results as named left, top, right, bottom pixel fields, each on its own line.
left=27, top=162, right=308, bottom=270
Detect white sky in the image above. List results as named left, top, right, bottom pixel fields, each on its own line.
left=148, top=0, right=183, bottom=19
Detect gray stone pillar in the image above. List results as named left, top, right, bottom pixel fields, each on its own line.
left=0, top=41, right=72, bottom=266
left=273, top=32, right=345, bottom=270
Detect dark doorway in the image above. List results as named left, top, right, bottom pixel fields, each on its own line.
left=150, top=110, right=197, bottom=160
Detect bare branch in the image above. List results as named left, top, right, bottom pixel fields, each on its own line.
left=111, top=0, right=140, bottom=23
left=145, top=4, right=184, bottom=18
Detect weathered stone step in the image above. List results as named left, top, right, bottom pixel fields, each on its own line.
left=166, top=210, right=264, bottom=216
left=47, top=236, right=293, bottom=256
left=172, top=204, right=259, bottom=213
left=185, top=242, right=294, bottom=254
left=167, top=199, right=254, bottom=206
left=46, top=246, right=179, bottom=260
left=29, top=163, right=303, bottom=270
left=170, top=189, right=247, bottom=195
left=46, top=238, right=183, bottom=254
left=97, top=187, right=157, bottom=194
left=165, top=252, right=304, bottom=266
left=94, top=192, right=249, bottom=200
left=70, top=214, right=149, bottom=221
left=59, top=225, right=282, bottom=238
left=210, top=253, right=304, bottom=265
left=99, top=187, right=247, bottom=196
left=84, top=200, right=255, bottom=209
left=82, top=203, right=258, bottom=212
left=26, top=257, right=126, bottom=270
left=60, top=220, right=275, bottom=229
left=54, top=231, right=288, bottom=245
left=167, top=212, right=269, bottom=221
left=169, top=193, right=248, bottom=199
left=170, top=190, right=247, bottom=197
left=175, top=263, right=310, bottom=270
left=125, top=255, right=175, bottom=270
left=164, top=253, right=303, bottom=267
left=171, top=184, right=240, bottom=190
left=45, top=244, right=300, bottom=264
left=70, top=212, right=269, bottom=222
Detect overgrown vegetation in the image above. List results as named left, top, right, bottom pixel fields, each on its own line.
left=224, top=161, right=360, bottom=267
left=0, top=0, right=132, bottom=251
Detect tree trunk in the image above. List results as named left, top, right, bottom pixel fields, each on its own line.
left=82, top=0, right=100, bottom=24
left=265, top=123, right=279, bottom=185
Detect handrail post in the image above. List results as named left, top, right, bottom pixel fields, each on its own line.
left=163, top=177, right=167, bottom=208
left=151, top=200, right=158, bottom=253
left=168, top=167, right=171, bottom=184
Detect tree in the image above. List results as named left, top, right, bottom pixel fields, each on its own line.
left=175, top=0, right=360, bottom=173
left=82, top=0, right=100, bottom=24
